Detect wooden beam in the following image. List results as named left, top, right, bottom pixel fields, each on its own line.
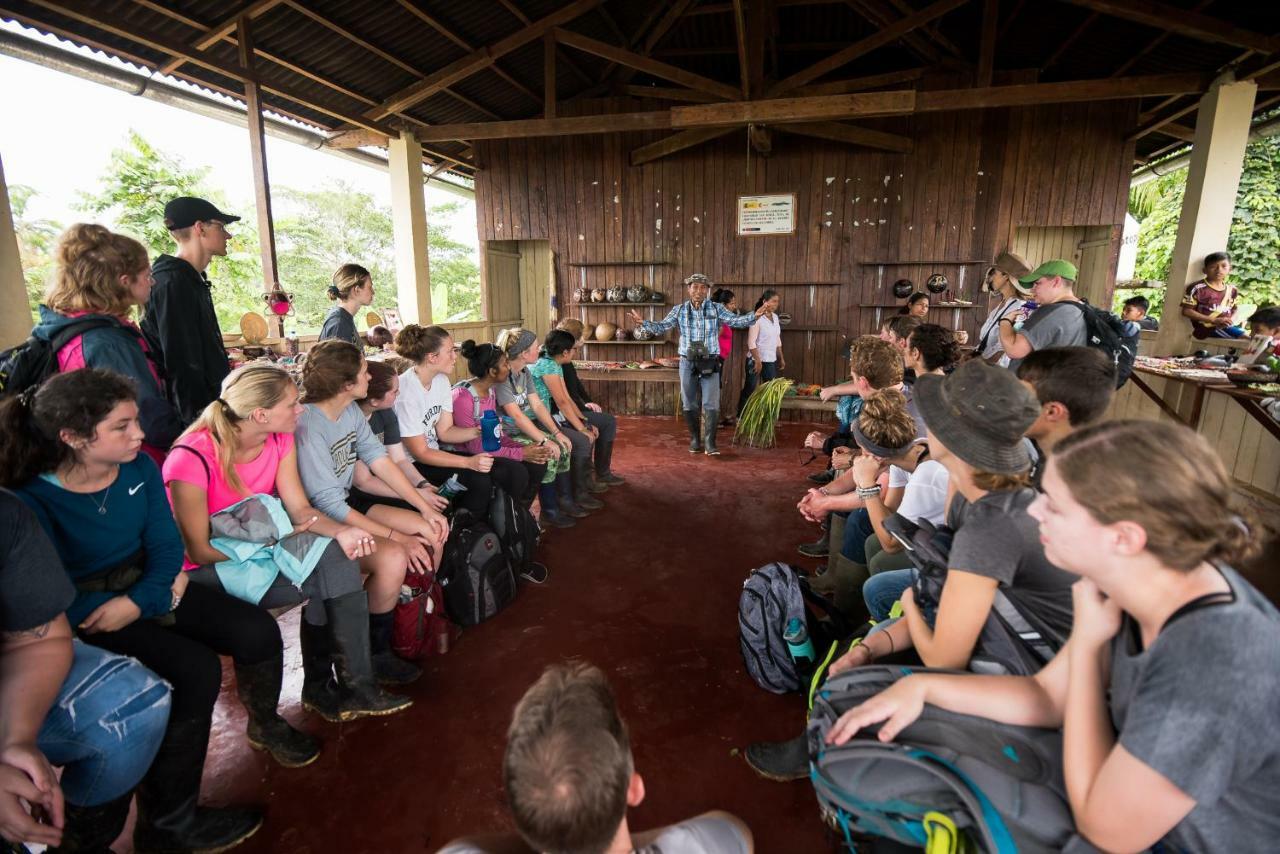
left=323, top=129, right=390, bottom=149
left=976, top=0, right=998, bottom=87
left=1042, top=11, right=1098, bottom=72
left=775, top=121, right=913, bottom=152
left=612, top=0, right=700, bottom=86
left=493, top=0, right=594, bottom=85
left=367, top=0, right=600, bottom=119
left=1054, top=0, right=1280, bottom=54
left=732, top=0, right=751, bottom=97
left=671, top=90, right=916, bottom=127
left=545, top=32, right=557, bottom=119
left=630, top=127, right=737, bottom=165
left=789, top=67, right=926, bottom=97
left=881, top=0, right=966, bottom=60
left=1110, top=0, right=1213, bottom=77
left=768, top=0, right=967, bottom=96
left=914, top=72, right=1210, bottom=111
left=1157, top=122, right=1195, bottom=142
left=843, top=0, right=937, bottom=65
left=237, top=17, right=279, bottom=309
left=1128, top=100, right=1200, bottom=143
left=621, top=85, right=721, bottom=103
left=157, top=0, right=283, bottom=75
left=414, top=111, right=673, bottom=142
left=553, top=27, right=743, bottom=101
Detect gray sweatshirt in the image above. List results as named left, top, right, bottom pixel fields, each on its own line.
left=295, top=402, right=387, bottom=522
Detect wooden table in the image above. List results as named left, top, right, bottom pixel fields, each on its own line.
left=577, top=367, right=679, bottom=383
left=780, top=397, right=837, bottom=414
left=1131, top=365, right=1279, bottom=440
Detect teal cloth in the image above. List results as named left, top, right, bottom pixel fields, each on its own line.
left=210, top=494, right=332, bottom=605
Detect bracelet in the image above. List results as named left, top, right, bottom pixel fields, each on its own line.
left=999, top=318, right=1015, bottom=326
left=537, top=437, right=548, bottom=445
left=856, top=484, right=882, bottom=499
left=818, top=487, right=831, bottom=496
left=415, top=479, right=430, bottom=489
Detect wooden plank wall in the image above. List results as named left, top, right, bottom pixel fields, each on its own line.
left=471, top=91, right=1135, bottom=417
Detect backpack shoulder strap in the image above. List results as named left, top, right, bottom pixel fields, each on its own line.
left=48, top=317, right=117, bottom=353
left=169, top=442, right=212, bottom=481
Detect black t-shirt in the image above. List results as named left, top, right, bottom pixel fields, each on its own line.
left=367, top=407, right=402, bottom=446
left=560, top=361, right=592, bottom=409
left=0, top=489, right=75, bottom=633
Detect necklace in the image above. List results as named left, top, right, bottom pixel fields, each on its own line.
left=88, top=482, right=111, bottom=515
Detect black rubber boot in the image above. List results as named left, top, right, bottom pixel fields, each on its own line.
left=572, top=467, right=604, bottom=510
left=684, top=410, right=703, bottom=453
left=50, top=792, right=132, bottom=853
left=744, top=735, right=810, bottom=782
left=807, top=467, right=837, bottom=485
left=585, top=469, right=610, bottom=493
left=594, top=440, right=625, bottom=486
left=703, top=409, right=720, bottom=455
left=368, top=610, right=422, bottom=686
left=299, top=618, right=343, bottom=723
left=234, top=657, right=321, bottom=768
left=556, top=472, right=589, bottom=518
left=325, top=591, right=412, bottom=721
left=538, top=483, right=575, bottom=528
left=133, top=718, right=263, bottom=854
left=798, top=520, right=831, bottom=558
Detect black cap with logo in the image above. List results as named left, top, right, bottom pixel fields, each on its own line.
left=163, top=197, right=241, bottom=231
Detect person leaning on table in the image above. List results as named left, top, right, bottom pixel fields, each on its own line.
left=629, top=273, right=768, bottom=457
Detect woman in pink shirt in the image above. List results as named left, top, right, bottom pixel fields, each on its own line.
left=711, top=288, right=737, bottom=426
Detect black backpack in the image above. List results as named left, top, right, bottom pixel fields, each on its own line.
left=488, top=486, right=539, bottom=578
left=1063, top=301, right=1137, bottom=388
left=438, top=512, right=517, bottom=626
left=0, top=317, right=115, bottom=397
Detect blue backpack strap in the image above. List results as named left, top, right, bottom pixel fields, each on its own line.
left=906, top=749, right=1017, bottom=854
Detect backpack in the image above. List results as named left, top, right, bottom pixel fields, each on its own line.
left=882, top=505, right=1066, bottom=676
left=392, top=569, right=455, bottom=659
left=1062, top=301, right=1137, bottom=388
left=807, top=666, right=1086, bottom=854
left=488, top=486, right=539, bottom=577
left=437, top=512, right=516, bottom=626
left=738, top=562, right=856, bottom=694
left=0, top=317, right=116, bottom=397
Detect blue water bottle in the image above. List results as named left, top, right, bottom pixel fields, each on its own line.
left=480, top=410, right=501, bottom=452
left=783, top=617, right=815, bottom=666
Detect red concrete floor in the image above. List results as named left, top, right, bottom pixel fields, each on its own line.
left=111, top=416, right=840, bottom=853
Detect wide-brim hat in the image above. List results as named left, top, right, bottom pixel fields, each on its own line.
left=913, top=361, right=1041, bottom=475
left=985, top=251, right=1034, bottom=295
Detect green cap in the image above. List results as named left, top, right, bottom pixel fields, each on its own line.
left=1019, top=259, right=1078, bottom=285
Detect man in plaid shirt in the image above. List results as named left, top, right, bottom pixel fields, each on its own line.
left=630, top=273, right=766, bottom=456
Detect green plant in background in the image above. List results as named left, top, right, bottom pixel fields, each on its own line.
left=9, top=184, right=60, bottom=323
left=734, top=378, right=794, bottom=449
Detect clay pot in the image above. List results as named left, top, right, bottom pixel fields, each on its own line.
left=626, top=285, right=647, bottom=302
left=582, top=325, right=594, bottom=342
left=590, top=288, right=607, bottom=303
left=595, top=321, right=617, bottom=341
left=615, top=328, right=631, bottom=341
left=573, top=286, right=588, bottom=303
left=633, top=325, right=653, bottom=341
left=926, top=273, right=948, bottom=294
left=606, top=286, right=626, bottom=303
left=892, top=278, right=914, bottom=299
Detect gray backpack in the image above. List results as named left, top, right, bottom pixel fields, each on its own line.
left=738, top=562, right=807, bottom=693
left=807, top=666, right=1094, bottom=853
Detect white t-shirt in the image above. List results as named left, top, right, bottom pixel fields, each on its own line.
left=747, top=313, right=781, bottom=362
left=393, top=368, right=451, bottom=450
left=887, top=458, right=949, bottom=526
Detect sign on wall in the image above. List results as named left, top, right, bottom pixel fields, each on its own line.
left=737, top=193, right=796, bottom=236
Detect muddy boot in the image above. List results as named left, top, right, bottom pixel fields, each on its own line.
left=572, top=467, right=604, bottom=510
left=556, top=472, right=590, bottom=518
left=368, top=610, right=422, bottom=686
left=50, top=792, right=132, bottom=853
left=798, top=519, right=830, bottom=558
left=537, top=483, right=575, bottom=528
left=594, top=440, right=625, bottom=486
left=586, top=469, right=610, bottom=493
left=684, top=410, right=703, bottom=453
left=133, top=718, right=263, bottom=854
left=325, top=591, right=412, bottom=721
left=811, top=552, right=871, bottom=623
left=703, top=409, right=720, bottom=455
left=299, top=619, right=343, bottom=723
left=744, top=735, right=810, bottom=782
left=234, top=657, right=321, bottom=768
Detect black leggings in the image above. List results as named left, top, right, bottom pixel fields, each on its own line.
left=414, top=462, right=492, bottom=519
left=81, top=581, right=280, bottom=723
left=489, top=456, right=545, bottom=504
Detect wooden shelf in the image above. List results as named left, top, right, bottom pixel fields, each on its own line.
left=569, top=260, right=670, bottom=267
left=574, top=301, right=667, bottom=307
left=857, top=260, right=989, bottom=266
left=856, top=303, right=979, bottom=309
left=781, top=325, right=841, bottom=332
left=582, top=339, right=675, bottom=346
left=713, top=281, right=842, bottom=286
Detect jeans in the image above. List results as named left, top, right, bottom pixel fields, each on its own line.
left=37, top=641, right=171, bottom=806
left=1202, top=325, right=1247, bottom=339
left=864, top=532, right=918, bottom=575
left=737, top=358, right=779, bottom=416
left=840, top=509, right=876, bottom=563
left=559, top=423, right=593, bottom=469
left=583, top=409, right=617, bottom=474
left=678, top=357, right=721, bottom=411
left=863, top=569, right=917, bottom=623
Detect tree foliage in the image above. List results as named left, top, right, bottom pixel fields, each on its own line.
left=9, top=184, right=60, bottom=319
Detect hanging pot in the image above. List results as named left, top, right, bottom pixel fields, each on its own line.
left=892, top=278, right=914, bottom=299
left=926, top=273, right=948, bottom=294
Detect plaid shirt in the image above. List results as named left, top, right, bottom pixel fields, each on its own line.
left=642, top=300, right=757, bottom=356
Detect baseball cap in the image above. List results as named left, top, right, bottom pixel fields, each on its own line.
left=913, top=360, right=1041, bottom=475
left=1018, top=259, right=1077, bottom=286
left=684, top=273, right=713, bottom=286
left=164, top=197, right=241, bottom=231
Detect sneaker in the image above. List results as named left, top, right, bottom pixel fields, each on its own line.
left=519, top=562, right=550, bottom=584
left=744, top=735, right=810, bottom=782
left=807, top=468, right=836, bottom=485
left=797, top=539, right=829, bottom=558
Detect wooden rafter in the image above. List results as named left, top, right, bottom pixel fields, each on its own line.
left=732, top=0, right=751, bottom=97
left=416, top=111, right=673, bottom=142
left=768, top=0, right=968, bottom=96
left=156, top=0, right=283, bottom=75
left=976, top=0, right=998, bottom=87
left=915, top=72, right=1208, bottom=111
left=492, top=0, right=594, bottom=86
left=545, top=32, right=557, bottom=119
left=1054, top=0, right=1280, bottom=54
left=775, top=121, right=913, bottom=152
left=630, top=127, right=737, bottom=165
left=843, top=0, right=938, bottom=66
left=671, top=90, right=915, bottom=127
left=790, top=67, right=926, bottom=97
left=393, top=0, right=539, bottom=103
left=553, top=27, right=743, bottom=101
left=621, top=85, right=721, bottom=103
left=1042, top=11, right=1098, bottom=72
left=612, top=0, right=700, bottom=86
left=1110, top=0, right=1212, bottom=77
left=237, top=16, right=279, bottom=294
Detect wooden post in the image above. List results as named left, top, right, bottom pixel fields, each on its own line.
left=1152, top=77, right=1257, bottom=358
left=0, top=153, right=33, bottom=348
left=544, top=32, right=556, bottom=119
left=237, top=17, right=281, bottom=334
left=388, top=130, right=433, bottom=325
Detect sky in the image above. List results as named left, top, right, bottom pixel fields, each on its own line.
left=0, top=20, right=478, bottom=248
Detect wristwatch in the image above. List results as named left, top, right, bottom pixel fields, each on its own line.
left=856, top=484, right=882, bottom=500
left=415, top=479, right=430, bottom=489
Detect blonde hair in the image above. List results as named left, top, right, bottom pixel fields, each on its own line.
left=850, top=335, right=904, bottom=389
left=495, top=327, right=529, bottom=352
left=45, top=223, right=149, bottom=317
left=328, top=263, right=370, bottom=301
left=972, top=470, right=1032, bottom=492
left=855, top=388, right=916, bottom=452
left=180, top=364, right=296, bottom=497
left=555, top=318, right=585, bottom=339
left=1053, top=420, right=1260, bottom=570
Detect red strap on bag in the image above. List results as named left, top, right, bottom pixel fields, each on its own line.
left=392, top=571, right=457, bottom=659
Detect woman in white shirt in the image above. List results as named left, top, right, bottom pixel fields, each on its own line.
left=974, top=252, right=1034, bottom=367
left=736, top=289, right=783, bottom=417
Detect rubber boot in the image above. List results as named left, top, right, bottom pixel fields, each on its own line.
left=684, top=410, right=703, bottom=453
left=744, top=735, right=810, bottom=782
left=299, top=619, right=342, bottom=723
left=703, top=409, right=720, bottom=455
left=556, top=472, right=589, bottom=518
left=50, top=792, right=132, bottom=853
left=811, top=551, right=871, bottom=623
left=572, top=467, right=604, bottom=510
left=594, top=440, right=625, bottom=485
left=368, top=610, right=422, bottom=686
left=798, top=518, right=830, bottom=558
left=325, top=591, right=412, bottom=721
left=538, top=482, right=575, bottom=528
left=234, top=657, right=320, bottom=768
left=133, top=718, right=263, bottom=854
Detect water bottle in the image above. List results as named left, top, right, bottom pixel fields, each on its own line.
left=480, top=409, right=501, bottom=452
left=783, top=617, right=815, bottom=666
left=437, top=474, right=468, bottom=502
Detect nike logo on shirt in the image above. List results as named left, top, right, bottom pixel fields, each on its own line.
left=129, top=483, right=144, bottom=496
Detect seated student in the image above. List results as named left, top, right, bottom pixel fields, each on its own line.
left=1015, top=346, right=1116, bottom=488
left=495, top=328, right=579, bottom=527
left=826, top=420, right=1279, bottom=854
left=319, top=263, right=374, bottom=347
left=529, top=330, right=605, bottom=515
left=0, top=370, right=264, bottom=852
left=1121, top=295, right=1159, bottom=332
left=440, top=662, right=753, bottom=854
left=1, top=490, right=170, bottom=852
left=1249, top=306, right=1280, bottom=353
left=32, top=223, right=184, bottom=463
left=554, top=319, right=624, bottom=486
left=296, top=341, right=451, bottom=685
left=392, top=324, right=497, bottom=521
left=165, top=363, right=412, bottom=723
left=1181, top=251, right=1246, bottom=339
left=903, top=323, right=959, bottom=378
